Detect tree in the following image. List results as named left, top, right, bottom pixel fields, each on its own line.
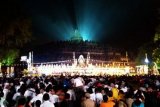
left=136, top=4, right=160, bottom=74
left=0, top=0, right=32, bottom=75
left=1, top=49, right=19, bottom=66
left=152, top=7, right=160, bottom=68
left=0, top=0, right=32, bottom=48
left=152, top=32, right=160, bottom=68
left=0, top=19, right=32, bottom=48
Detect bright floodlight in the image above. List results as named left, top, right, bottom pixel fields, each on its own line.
left=21, top=56, right=27, bottom=61
left=145, top=58, right=149, bottom=64
left=145, top=53, right=149, bottom=64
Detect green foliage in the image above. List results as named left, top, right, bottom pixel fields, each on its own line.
left=152, top=48, right=160, bottom=65
left=152, top=32, right=160, bottom=67
left=152, top=49, right=160, bottom=69
left=1, top=49, right=19, bottom=66
left=154, top=33, right=160, bottom=43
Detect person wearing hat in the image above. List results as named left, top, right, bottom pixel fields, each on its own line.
left=111, top=83, right=119, bottom=100
left=81, top=93, right=95, bottom=107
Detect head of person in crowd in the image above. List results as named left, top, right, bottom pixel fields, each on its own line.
left=35, top=88, right=40, bottom=95
left=125, top=90, right=134, bottom=99
left=87, top=87, right=93, bottom=94
left=35, top=100, right=41, bottom=107
left=132, top=96, right=144, bottom=107
left=4, top=82, right=10, bottom=89
left=95, top=87, right=102, bottom=93
left=103, top=95, right=108, bottom=102
left=111, top=83, right=115, bottom=88
left=26, top=96, right=32, bottom=107
left=65, top=93, right=70, bottom=101
left=43, top=93, right=50, bottom=102
left=108, top=91, right=113, bottom=98
left=85, top=93, right=90, bottom=99
left=101, top=88, right=106, bottom=95
left=104, top=88, right=109, bottom=95
left=135, top=90, right=145, bottom=100
left=50, top=88, right=55, bottom=94
left=46, top=84, right=52, bottom=93
left=28, top=83, right=35, bottom=89
left=57, top=91, right=66, bottom=102
left=118, top=90, right=125, bottom=100
left=40, top=83, right=45, bottom=94
left=17, top=97, right=26, bottom=107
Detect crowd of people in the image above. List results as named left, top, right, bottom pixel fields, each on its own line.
left=0, top=75, right=160, bottom=107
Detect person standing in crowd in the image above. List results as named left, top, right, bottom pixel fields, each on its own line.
left=100, top=95, right=115, bottom=107
left=13, top=89, right=21, bottom=101
left=115, top=90, right=127, bottom=107
left=107, top=91, right=115, bottom=102
left=29, top=89, right=42, bottom=107
left=111, top=83, right=119, bottom=100
left=54, top=90, right=67, bottom=107
left=81, top=93, right=95, bottom=107
left=87, top=87, right=96, bottom=101
left=0, top=89, right=8, bottom=107
left=24, top=83, right=36, bottom=98
left=40, top=93, right=55, bottom=107
left=3, top=83, right=9, bottom=99
left=73, top=76, right=85, bottom=107
left=49, top=87, right=59, bottom=104
left=73, top=76, right=84, bottom=88
left=35, top=100, right=41, bottom=107
left=16, top=96, right=27, bottom=107
left=65, top=93, right=74, bottom=107
left=132, top=96, right=144, bottom=107
left=95, top=87, right=103, bottom=107
left=125, top=91, right=134, bottom=107
left=66, top=86, right=76, bottom=101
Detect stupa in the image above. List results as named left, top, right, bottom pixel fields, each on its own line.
left=70, top=30, right=83, bottom=42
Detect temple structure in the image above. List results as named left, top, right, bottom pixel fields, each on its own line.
left=70, top=30, right=83, bottom=42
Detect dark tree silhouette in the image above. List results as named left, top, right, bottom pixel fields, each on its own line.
left=0, top=0, right=32, bottom=75
left=0, top=0, right=32, bottom=48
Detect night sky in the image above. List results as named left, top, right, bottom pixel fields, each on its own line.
left=24, top=0, right=158, bottom=48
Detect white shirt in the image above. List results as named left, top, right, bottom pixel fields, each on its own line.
left=90, top=93, right=96, bottom=101
left=24, top=88, right=36, bottom=98
left=3, top=89, right=9, bottom=99
left=74, top=78, right=83, bottom=87
left=49, top=93, right=58, bottom=104
left=40, top=101, right=55, bottom=107
left=30, top=93, right=43, bottom=104
left=67, top=89, right=76, bottom=101
left=0, top=97, right=5, bottom=107
left=84, top=85, right=89, bottom=92
left=15, top=85, right=20, bottom=92
left=12, top=92, right=21, bottom=100
left=156, top=80, right=160, bottom=86
left=121, top=87, right=128, bottom=93
left=95, top=93, right=103, bottom=104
